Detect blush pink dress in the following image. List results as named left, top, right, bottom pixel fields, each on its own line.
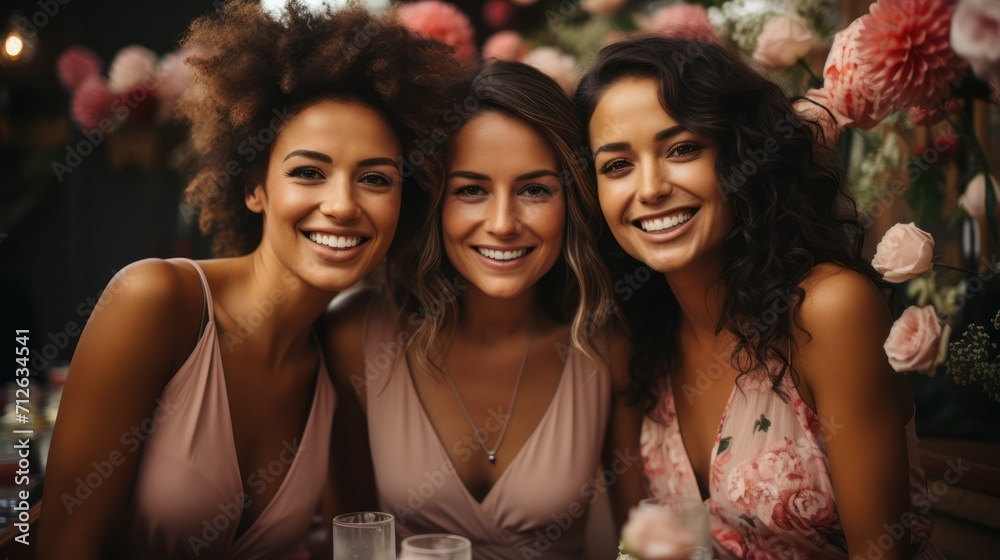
left=641, top=365, right=944, bottom=560
left=124, top=259, right=336, bottom=560
left=363, top=299, right=611, bottom=560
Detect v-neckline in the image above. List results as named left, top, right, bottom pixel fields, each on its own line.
left=209, top=320, right=325, bottom=548
left=665, top=373, right=740, bottom=502
left=403, top=344, right=574, bottom=507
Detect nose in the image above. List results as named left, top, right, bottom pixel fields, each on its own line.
left=319, top=173, right=362, bottom=221
left=484, top=193, right=520, bottom=238
left=637, top=160, right=672, bottom=206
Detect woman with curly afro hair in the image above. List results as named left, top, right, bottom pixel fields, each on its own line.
left=38, top=2, right=462, bottom=558
left=577, top=37, right=942, bottom=559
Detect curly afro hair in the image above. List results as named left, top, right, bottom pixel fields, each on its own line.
left=178, top=0, right=464, bottom=256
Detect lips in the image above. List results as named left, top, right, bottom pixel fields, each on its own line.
left=306, top=232, right=368, bottom=249
left=635, top=208, right=697, bottom=232
left=476, top=247, right=533, bottom=261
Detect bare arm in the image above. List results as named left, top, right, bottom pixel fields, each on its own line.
left=602, top=330, right=647, bottom=531
left=795, top=266, right=914, bottom=559
left=320, top=288, right=379, bottom=518
left=37, top=259, right=204, bottom=560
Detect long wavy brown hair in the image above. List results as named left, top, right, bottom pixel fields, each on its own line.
left=178, top=0, right=463, bottom=257
left=395, top=60, right=618, bottom=377
left=575, top=37, right=883, bottom=409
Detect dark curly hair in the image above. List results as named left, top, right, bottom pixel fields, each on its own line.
left=395, top=60, right=618, bottom=377
left=178, top=0, right=463, bottom=257
left=575, top=36, right=882, bottom=409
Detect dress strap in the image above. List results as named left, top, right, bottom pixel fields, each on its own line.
left=173, top=258, right=215, bottom=336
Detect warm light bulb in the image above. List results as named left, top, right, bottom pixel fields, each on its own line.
left=4, top=34, right=22, bottom=59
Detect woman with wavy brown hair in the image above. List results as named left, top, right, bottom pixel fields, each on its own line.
left=576, top=36, right=943, bottom=559
left=38, top=2, right=461, bottom=558
left=323, top=60, right=645, bottom=558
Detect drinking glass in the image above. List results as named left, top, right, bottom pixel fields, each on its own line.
left=636, top=497, right=712, bottom=560
left=332, top=511, right=395, bottom=560
left=400, top=534, right=472, bottom=560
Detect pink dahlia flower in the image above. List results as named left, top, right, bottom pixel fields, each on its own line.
left=822, top=19, right=893, bottom=130
left=855, top=0, right=967, bottom=110
left=399, top=1, right=477, bottom=64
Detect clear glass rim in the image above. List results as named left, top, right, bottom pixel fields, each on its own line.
left=332, top=511, right=395, bottom=527
left=401, top=533, right=472, bottom=552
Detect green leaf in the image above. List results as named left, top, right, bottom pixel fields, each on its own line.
left=753, top=414, right=771, bottom=433
left=718, top=436, right=732, bottom=455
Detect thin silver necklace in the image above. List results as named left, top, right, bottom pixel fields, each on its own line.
left=443, top=333, right=532, bottom=464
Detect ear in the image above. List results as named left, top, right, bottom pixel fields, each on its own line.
left=245, top=184, right=266, bottom=214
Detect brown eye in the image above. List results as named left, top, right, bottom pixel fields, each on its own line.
left=668, top=142, right=702, bottom=158
left=359, top=172, right=394, bottom=187
left=599, top=158, right=632, bottom=176
left=287, top=167, right=324, bottom=180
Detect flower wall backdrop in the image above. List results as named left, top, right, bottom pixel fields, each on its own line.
left=47, top=0, right=1000, bottom=433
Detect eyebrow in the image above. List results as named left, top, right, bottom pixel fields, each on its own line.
left=282, top=151, right=399, bottom=169
left=446, top=169, right=559, bottom=182
left=592, top=125, right=688, bottom=157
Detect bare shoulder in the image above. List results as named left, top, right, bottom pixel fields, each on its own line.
left=797, top=262, right=891, bottom=332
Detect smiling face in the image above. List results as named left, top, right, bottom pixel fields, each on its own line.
left=589, top=76, right=733, bottom=275
left=442, top=111, right=565, bottom=300
left=246, top=97, right=402, bottom=292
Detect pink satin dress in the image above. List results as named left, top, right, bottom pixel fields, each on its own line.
left=124, top=259, right=336, bottom=559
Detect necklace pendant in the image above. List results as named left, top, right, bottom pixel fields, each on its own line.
left=488, top=453, right=496, bottom=464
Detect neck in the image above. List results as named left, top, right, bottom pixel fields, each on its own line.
left=664, top=254, right=727, bottom=347
left=454, top=281, right=542, bottom=343
left=221, top=246, right=335, bottom=366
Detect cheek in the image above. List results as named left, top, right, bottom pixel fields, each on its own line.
left=364, top=192, right=403, bottom=236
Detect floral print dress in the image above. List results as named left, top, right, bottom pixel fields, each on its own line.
left=640, top=368, right=945, bottom=559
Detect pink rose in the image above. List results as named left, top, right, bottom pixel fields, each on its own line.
left=960, top=173, right=1000, bottom=220
left=772, top=488, right=838, bottom=532
left=951, top=0, right=1000, bottom=87
left=522, top=47, right=578, bottom=94
left=399, top=1, right=477, bottom=65
left=71, top=74, right=116, bottom=130
left=884, top=306, right=951, bottom=374
left=649, top=4, right=720, bottom=43
left=107, top=45, right=157, bottom=94
left=871, top=223, right=935, bottom=283
left=753, top=15, right=815, bottom=70
left=57, top=46, right=103, bottom=91
left=581, top=0, right=626, bottom=18
left=621, top=506, right=696, bottom=560
left=482, top=31, right=528, bottom=62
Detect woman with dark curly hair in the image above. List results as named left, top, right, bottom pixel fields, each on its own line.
left=323, top=60, right=645, bottom=558
left=38, top=2, right=461, bottom=559
left=576, top=37, right=943, bottom=559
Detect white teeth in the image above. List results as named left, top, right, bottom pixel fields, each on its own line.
left=477, top=248, right=528, bottom=261
left=307, top=232, right=362, bottom=249
left=640, top=210, right=694, bottom=232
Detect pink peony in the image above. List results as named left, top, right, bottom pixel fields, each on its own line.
left=482, top=31, right=528, bottom=62
left=884, top=305, right=951, bottom=374
left=649, top=4, right=720, bottom=43
left=151, top=48, right=193, bottom=104
left=108, top=45, right=158, bottom=94
left=856, top=0, right=968, bottom=110
left=754, top=15, right=815, bottom=70
left=871, top=222, right=935, bottom=283
left=71, top=75, right=116, bottom=130
left=951, top=0, right=1000, bottom=87
left=57, top=46, right=103, bottom=91
left=522, top=47, right=579, bottom=93
left=793, top=88, right=853, bottom=147
left=399, top=1, right=477, bottom=64
left=908, top=96, right=965, bottom=126
left=581, top=0, right=626, bottom=18
left=772, top=488, right=838, bottom=532
left=960, top=173, right=1000, bottom=220
left=483, top=0, right=514, bottom=28
left=621, top=505, right=696, bottom=560
left=822, top=19, right=893, bottom=130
